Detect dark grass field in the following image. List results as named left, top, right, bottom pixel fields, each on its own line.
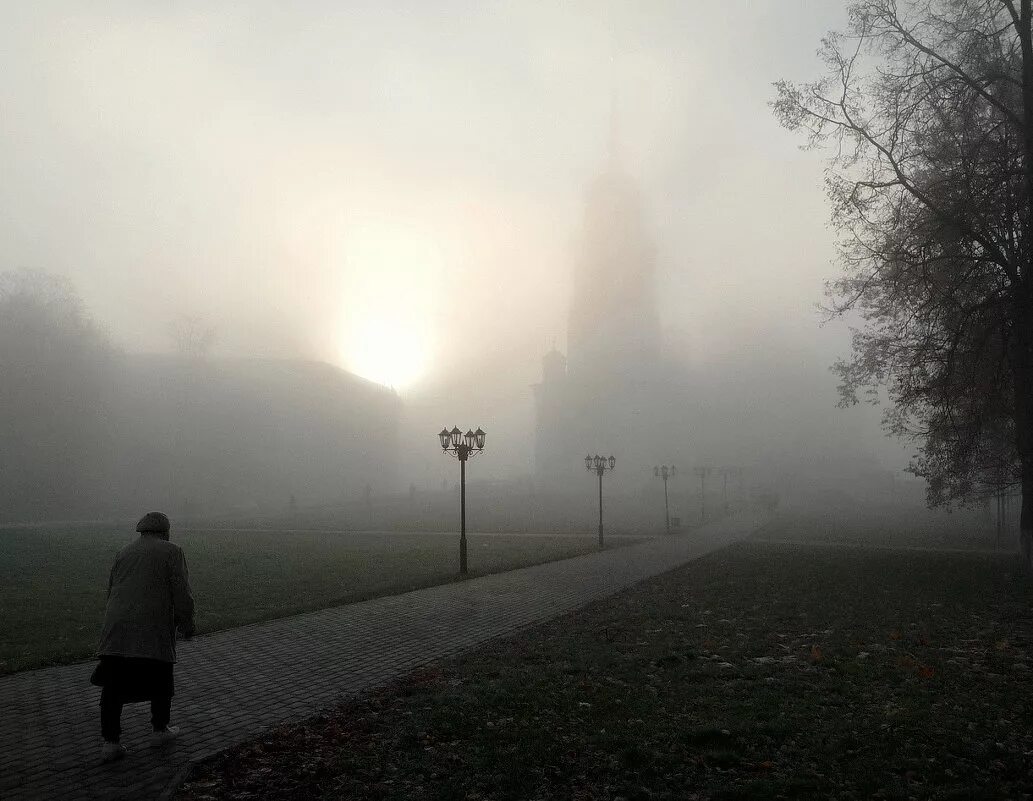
left=752, top=507, right=1009, bottom=551
left=177, top=538, right=1033, bottom=801
left=0, top=526, right=636, bottom=675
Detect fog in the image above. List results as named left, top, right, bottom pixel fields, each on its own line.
left=0, top=1, right=928, bottom=523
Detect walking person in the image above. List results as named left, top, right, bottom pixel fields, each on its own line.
left=90, top=512, right=195, bottom=763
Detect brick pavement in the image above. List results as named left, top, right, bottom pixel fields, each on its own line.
left=0, top=516, right=761, bottom=800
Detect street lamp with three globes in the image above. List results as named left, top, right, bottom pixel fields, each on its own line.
left=653, top=464, right=677, bottom=534
left=438, top=426, right=486, bottom=576
left=585, top=453, right=615, bottom=547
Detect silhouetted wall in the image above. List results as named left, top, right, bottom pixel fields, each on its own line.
left=0, top=342, right=401, bottom=522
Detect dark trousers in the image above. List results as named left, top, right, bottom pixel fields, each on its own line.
left=100, top=687, right=172, bottom=743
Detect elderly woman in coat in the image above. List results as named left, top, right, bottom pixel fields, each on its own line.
left=91, top=512, right=195, bottom=763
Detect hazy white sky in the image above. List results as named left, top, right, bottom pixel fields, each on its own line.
left=1, top=2, right=843, bottom=362
left=3, top=2, right=907, bottom=478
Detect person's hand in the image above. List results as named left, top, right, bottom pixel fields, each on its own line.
left=180, top=624, right=195, bottom=641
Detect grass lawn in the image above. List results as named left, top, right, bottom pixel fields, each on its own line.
left=752, top=508, right=1005, bottom=551
left=177, top=539, right=1033, bottom=801
left=0, top=526, right=636, bottom=675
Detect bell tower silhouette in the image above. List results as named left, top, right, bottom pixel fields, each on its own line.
left=566, top=93, right=661, bottom=383
left=533, top=86, right=666, bottom=484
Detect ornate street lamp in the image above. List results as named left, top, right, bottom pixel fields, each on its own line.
left=585, top=453, right=615, bottom=547
left=653, top=464, right=677, bottom=534
left=438, top=425, right=486, bottom=576
left=718, top=466, right=742, bottom=514
left=693, top=466, right=711, bottom=524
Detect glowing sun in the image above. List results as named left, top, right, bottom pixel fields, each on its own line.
left=339, top=224, right=441, bottom=390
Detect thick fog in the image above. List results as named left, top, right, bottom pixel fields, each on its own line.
left=0, top=1, right=922, bottom=522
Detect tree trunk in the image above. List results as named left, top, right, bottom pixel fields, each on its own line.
left=1014, top=316, right=1033, bottom=567
left=1017, top=1, right=1033, bottom=568
left=1022, top=458, right=1033, bottom=567
left=1018, top=364, right=1033, bottom=567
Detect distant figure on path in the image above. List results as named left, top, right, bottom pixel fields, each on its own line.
left=90, top=512, right=195, bottom=763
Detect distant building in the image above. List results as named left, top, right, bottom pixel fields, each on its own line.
left=112, top=355, right=400, bottom=516
left=532, top=120, right=915, bottom=506
left=533, top=141, right=687, bottom=489
left=568, top=163, right=662, bottom=381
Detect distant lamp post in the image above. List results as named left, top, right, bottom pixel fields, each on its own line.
left=585, top=453, right=616, bottom=547
left=718, top=466, right=742, bottom=514
left=438, top=426, right=486, bottom=576
left=693, top=466, right=711, bottom=524
left=653, top=464, right=677, bottom=534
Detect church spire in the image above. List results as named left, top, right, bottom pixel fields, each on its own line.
left=607, top=30, right=621, bottom=170
left=608, top=81, right=620, bottom=169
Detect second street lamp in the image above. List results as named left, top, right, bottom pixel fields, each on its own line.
left=653, top=464, right=677, bottom=534
left=585, top=453, right=615, bottom=548
left=718, top=466, right=741, bottom=514
left=438, top=426, right=486, bottom=576
left=693, top=466, right=711, bottom=524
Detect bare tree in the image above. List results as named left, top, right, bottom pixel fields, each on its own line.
left=169, top=314, right=217, bottom=360
left=0, top=270, right=116, bottom=517
left=774, top=0, right=1033, bottom=564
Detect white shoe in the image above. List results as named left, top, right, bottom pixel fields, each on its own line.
left=100, top=742, right=127, bottom=763
left=149, top=725, right=180, bottom=748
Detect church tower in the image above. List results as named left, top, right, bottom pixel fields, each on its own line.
left=566, top=103, right=661, bottom=383
left=533, top=101, right=667, bottom=486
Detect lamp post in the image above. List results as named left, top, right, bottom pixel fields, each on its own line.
left=693, top=466, right=710, bottom=524
left=438, top=426, right=486, bottom=576
left=653, top=464, right=677, bottom=534
left=585, top=453, right=615, bottom=547
left=718, top=466, right=742, bottom=514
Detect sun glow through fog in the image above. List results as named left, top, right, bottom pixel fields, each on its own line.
left=347, top=314, right=430, bottom=390
left=339, top=224, right=441, bottom=390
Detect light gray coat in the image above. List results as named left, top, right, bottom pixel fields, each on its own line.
left=98, top=533, right=195, bottom=663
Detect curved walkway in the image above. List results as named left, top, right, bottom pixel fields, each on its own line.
left=0, top=516, right=762, bottom=800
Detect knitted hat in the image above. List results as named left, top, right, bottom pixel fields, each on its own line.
left=135, top=511, right=170, bottom=534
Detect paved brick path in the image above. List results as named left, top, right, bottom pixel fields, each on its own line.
left=0, top=516, right=761, bottom=800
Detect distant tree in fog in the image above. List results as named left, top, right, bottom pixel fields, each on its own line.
left=0, top=270, right=116, bottom=518
left=774, top=0, right=1033, bottom=563
left=169, top=314, right=217, bottom=360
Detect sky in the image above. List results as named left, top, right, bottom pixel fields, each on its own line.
left=1, top=2, right=910, bottom=481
